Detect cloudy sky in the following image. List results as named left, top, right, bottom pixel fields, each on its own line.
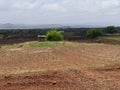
left=0, top=0, right=120, bottom=25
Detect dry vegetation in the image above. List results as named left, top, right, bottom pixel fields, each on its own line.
left=0, top=41, right=120, bottom=90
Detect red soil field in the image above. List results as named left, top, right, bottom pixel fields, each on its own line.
left=0, top=42, right=120, bottom=90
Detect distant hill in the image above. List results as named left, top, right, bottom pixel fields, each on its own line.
left=0, top=23, right=69, bottom=29
left=0, top=23, right=107, bottom=29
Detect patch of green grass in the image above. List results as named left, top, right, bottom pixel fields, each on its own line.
left=101, top=36, right=120, bottom=41
left=88, top=64, right=105, bottom=69
left=112, top=41, right=120, bottom=45
left=1, top=44, right=20, bottom=49
left=29, top=41, right=62, bottom=47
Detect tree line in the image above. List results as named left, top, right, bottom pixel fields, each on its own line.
left=0, top=26, right=120, bottom=40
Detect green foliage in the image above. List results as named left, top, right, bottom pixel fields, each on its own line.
left=46, top=29, right=64, bottom=41
left=105, top=26, right=117, bottom=34
left=87, top=29, right=103, bottom=39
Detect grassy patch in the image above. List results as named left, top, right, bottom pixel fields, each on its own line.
left=1, top=44, right=20, bottom=49
left=88, top=64, right=105, bottom=69
left=0, top=41, right=95, bottom=50
left=112, top=41, right=120, bottom=45
left=29, top=41, right=63, bottom=47
left=101, top=36, right=120, bottom=41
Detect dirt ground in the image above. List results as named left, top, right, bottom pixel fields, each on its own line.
left=0, top=42, right=120, bottom=90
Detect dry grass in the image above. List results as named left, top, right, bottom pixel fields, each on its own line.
left=0, top=41, right=120, bottom=75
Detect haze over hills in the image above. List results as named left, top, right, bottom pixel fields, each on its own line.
left=0, top=23, right=82, bottom=29
left=0, top=23, right=69, bottom=29
left=0, top=23, right=108, bottom=29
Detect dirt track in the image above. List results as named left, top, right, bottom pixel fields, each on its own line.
left=0, top=43, right=120, bottom=90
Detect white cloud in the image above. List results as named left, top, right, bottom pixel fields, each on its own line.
left=0, top=0, right=120, bottom=25
left=101, top=0, right=120, bottom=8
left=0, top=0, right=120, bottom=13
left=12, top=1, right=38, bottom=10
left=41, top=3, right=66, bottom=12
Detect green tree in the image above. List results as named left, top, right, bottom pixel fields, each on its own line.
left=87, top=29, right=103, bottom=39
left=46, top=29, right=64, bottom=41
left=105, top=26, right=117, bottom=34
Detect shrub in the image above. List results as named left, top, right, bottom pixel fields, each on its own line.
left=46, top=29, right=64, bottom=41
left=87, top=29, right=103, bottom=39
left=105, top=26, right=117, bottom=34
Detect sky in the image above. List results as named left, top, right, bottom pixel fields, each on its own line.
left=0, top=0, right=120, bottom=26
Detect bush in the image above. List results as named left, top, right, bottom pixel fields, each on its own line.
left=87, top=29, right=103, bottom=39
left=46, top=29, right=64, bottom=41
left=105, top=26, right=117, bottom=34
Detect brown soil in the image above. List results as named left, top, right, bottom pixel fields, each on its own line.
left=1, top=70, right=120, bottom=90
left=0, top=43, right=120, bottom=90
